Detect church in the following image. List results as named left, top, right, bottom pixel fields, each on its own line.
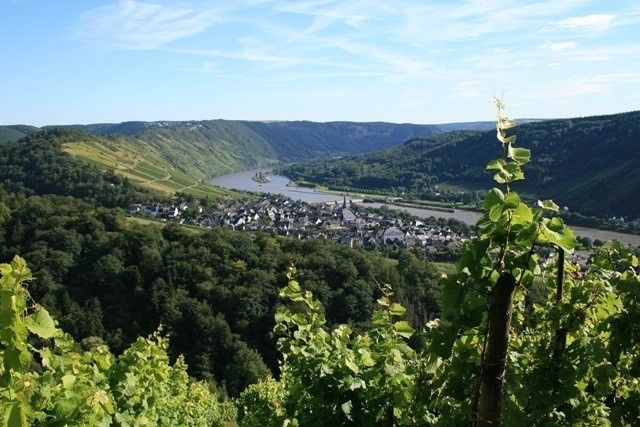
left=340, top=194, right=356, bottom=224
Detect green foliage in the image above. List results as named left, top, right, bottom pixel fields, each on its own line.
left=0, top=125, right=36, bottom=145
left=414, top=101, right=639, bottom=424
left=0, top=191, right=442, bottom=395
left=499, top=242, right=638, bottom=425
left=240, top=101, right=640, bottom=425
left=0, top=129, right=159, bottom=207
left=282, top=110, right=640, bottom=218
left=3, top=103, right=639, bottom=425
left=239, top=267, right=430, bottom=426
left=0, top=256, right=234, bottom=426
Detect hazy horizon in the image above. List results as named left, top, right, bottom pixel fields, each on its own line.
left=10, top=111, right=640, bottom=129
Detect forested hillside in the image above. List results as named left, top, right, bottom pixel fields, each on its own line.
left=81, top=119, right=496, bottom=166
left=76, top=120, right=280, bottom=177
left=0, top=124, right=37, bottom=144
left=13, top=119, right=495, bottom=178
left=0, top=129, right=156, bottom=207
left=1, top=128, right=240, bottom=199
left=282, top=111, right=640, bottom=218
left=0, top=130, right=442, bottom=397
left=241, top=120, right=493, bottom=161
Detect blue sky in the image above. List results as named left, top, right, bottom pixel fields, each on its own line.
left=1, top=0, right=639, bottom=125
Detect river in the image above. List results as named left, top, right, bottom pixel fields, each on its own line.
left=211, top=168, right=640, bottom=247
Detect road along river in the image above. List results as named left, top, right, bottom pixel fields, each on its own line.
left=211, top=168, right=640, bottom=247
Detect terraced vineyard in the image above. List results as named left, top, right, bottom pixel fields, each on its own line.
left=63, top=136, right=240, bottom=199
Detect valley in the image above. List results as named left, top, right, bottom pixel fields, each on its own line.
left=1, top=119, right=497, bottom=204
left=281, top=111, right=640, bottom=222
left=5, top=1, right=640, bottom=424
left=2, top=112, right=639, bottom=427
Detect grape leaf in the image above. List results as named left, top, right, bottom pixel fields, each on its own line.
left=25, top=305, right=57, bottom=339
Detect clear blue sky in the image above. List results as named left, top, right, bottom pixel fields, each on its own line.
left=1, top=0, right=639, bottom=126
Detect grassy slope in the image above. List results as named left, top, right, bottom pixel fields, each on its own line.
left=133, top=120, right=280, bottom=177
left=63, top=134, right=240, bottom=200
left=52, top=120, right=280, bottom=180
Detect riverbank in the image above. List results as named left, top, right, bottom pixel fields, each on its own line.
left=304, top=183, right=478, bottom=211
left=388, top=200, right=455, bottom=213
left=211, top=169, right=640, bottom=247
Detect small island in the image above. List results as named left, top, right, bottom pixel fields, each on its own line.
left=251, top=171, right=271, bottom=184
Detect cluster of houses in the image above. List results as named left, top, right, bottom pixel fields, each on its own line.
left=127, top=202, right=203, bottom=219
left=127, top=195, right=471, bottom=253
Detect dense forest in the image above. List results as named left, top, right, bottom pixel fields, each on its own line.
left=0, top=192, right=442, bottom=395
left=0, top=131, right=442, bottom=397
left=0, top=129, right=158, bottom=207
left=240, top=120, right=491, bottom=162
left=282, top=111, right=640, bottom=219
left=0, top=124, right=37, bottom=144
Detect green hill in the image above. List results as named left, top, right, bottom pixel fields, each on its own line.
left=6, top=119, right=499, bottom=199
left=241, top=120, right=495, bottom=161
left=0, top=124, right=37, bottom=144
left=281, top=111, right=640, bottom=218
left=29, top=119, right=492, bottom=197
left=51, top=120, right=278, bottom=178
left=61, top=131, right=240, bottom=199
left=0, top=128, right=158, bottom=206
left=64, top=119, right=496, bottom=174
left=0, top=128, right=239, bottom=201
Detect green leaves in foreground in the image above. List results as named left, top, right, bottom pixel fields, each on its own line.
left=480, top=186, right=576, bottom=252
left=25, top=305, right=57, bottom=339
left=416, top=99, right=640, bottom=425
left=239, top=271, right=426, bottom=426
left=486, top=99, right=530, bottom=185
left=0, top=256, right=235, bottom=427
left=537, top=199, right=559, bottom=212
left=486, top=158, right=525, bottom=183
left=241, top=99, right=640, bottom=426
left=538, top=216, right=578, bottom=251
left=508, top=146, right=531, bottom=165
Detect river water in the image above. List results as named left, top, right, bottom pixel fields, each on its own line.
left=211, top=168, right=640, bottom=247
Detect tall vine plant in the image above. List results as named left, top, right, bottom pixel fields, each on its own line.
left=474, top=98, right=575, bottom=423
left=420, top=100, right=639, bottom=425
left=421, top=97, right=575, bottom=424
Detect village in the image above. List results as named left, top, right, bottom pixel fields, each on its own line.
left=127, top=195, right=472, bottom=255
